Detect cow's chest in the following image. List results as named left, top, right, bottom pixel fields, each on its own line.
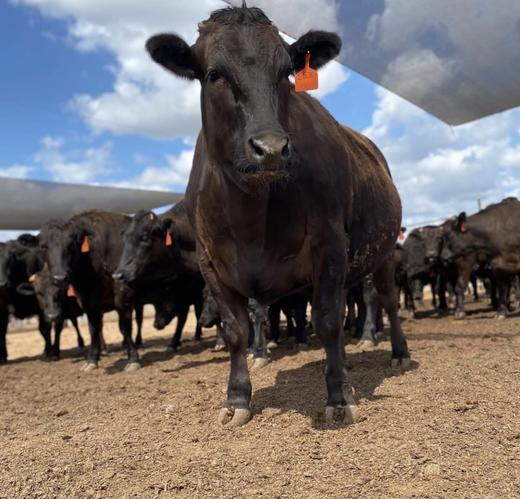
left=199, top=206, right=312, bottom=302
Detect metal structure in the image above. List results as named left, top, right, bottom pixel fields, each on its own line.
left=0, top=178, right=181, bottom=230
left=227, top=0, right=520, bottom=125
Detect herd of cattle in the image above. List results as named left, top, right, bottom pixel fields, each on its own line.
left=2, top=6, right=520, bottom=427
left=1, top=196, right=519, bottom=367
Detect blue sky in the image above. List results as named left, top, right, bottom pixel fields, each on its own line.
left=1, top=0, right=520, bottom=242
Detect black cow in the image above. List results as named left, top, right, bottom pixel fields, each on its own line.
left=440, top=198, right=520, bottom=319
left=114, top=202, right=205, bottom=350
left=146, top=5, right=409, bottom=426
left=268, top=294, right=308, bottom=348
left=17, top=265, right=85, bottom=359
left=0, top=236, right=51, bottom=364
left=39, top=211, right=140, bottom=371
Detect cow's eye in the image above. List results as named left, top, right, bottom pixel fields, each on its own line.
left=206, top=70, right=220, bottom=82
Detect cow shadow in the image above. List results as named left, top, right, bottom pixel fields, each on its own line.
left=252, top=347, right=419, bottom=430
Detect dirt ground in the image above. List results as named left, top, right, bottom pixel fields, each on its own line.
left=1, top=301, right=519, bottom=499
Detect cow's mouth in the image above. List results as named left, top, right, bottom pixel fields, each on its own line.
left=236, top=164, right=289, bottom=185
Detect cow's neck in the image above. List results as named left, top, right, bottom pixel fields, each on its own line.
left=220, top=170, right=269, bottom=247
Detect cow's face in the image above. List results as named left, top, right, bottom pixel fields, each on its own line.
left=34, top=272, right=62, bottom=321
left=39, top=222, right=89, bottom=285
left=115, top=211, right=173, bottom=284
left=153, top=299, right=177, bottom=330
left=421, top=227, right=443, bottom=264
left=146, top=6, right=340, bottom=190
left=441, top=213, right=470, bottom=262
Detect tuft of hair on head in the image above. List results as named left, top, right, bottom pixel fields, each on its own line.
left=205, top=5, right=271, bottom=26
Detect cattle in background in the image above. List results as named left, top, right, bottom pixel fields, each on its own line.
left=16, top=265, right=85, bottom=359
left=146, top=5, right=409, bottom=426
left=440, top=197, right=520, bottom=319
left=39, top=211, right=140, bottom=371
left=268, top=294, right=308, bottom=348
left=114, top=202, right=205, bottom=350
left=199, top=284, right=227, bottom=352
left=0, top=236, right=51, bottom=364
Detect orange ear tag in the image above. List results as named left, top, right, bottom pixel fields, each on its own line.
left=460, top=223, right=468, bottom=233
left=295, top=52, right=319, bottom=92
left=165, top=232, right=173, bottom=247
left=81, top=236, right=90, bottom=253
left=67, top=285, right=75, bottom=297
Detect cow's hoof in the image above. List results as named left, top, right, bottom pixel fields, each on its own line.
left=454, top=311, right=466, bottom=320
left=81, top=362, right=98, bottom=372
left=124, top=361, right=141, bottom=372
left=325, top=403, right=358, bottom=425
left=213, top=340, right=227, bottom=352
left=296, top=342, right=309, bottom=351
left=251, top=357, right=269, bottom=370
left=391, top=356, right=411, bottom=368
left=356, top=339, right=377, bottom=350
left=266, top=340, right=279, bottom=349
left=495, top=313, right=507, bottom=320
left=375, top=331, right=385, bottom=342
left=167, top=344, right=180, bottom=352
left=247, top=352, right=254, bottom=360
left=218, top=407, right=251, bottom=427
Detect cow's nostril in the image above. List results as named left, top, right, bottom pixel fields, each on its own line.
left=249, top=139, right=265, bottom=158
left=281, top=140, right=290, bottom=159
left=113, top=272, right=123, bottom=280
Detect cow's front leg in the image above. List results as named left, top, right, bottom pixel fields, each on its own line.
left=199, top=256, right=251, bottom=426
left=117, top=307, right=140, bottom=371
left=454, top=268, right=471, bottom=319
left=82, top=309, right=103, bottom=371
left=312, top=243, right=357, bottom=424
left=248, top=299, right=269, bottom=369
left=358, top=274, right=379, bottom=348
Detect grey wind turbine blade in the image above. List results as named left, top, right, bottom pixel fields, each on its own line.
left=0, top=177, right=182, bottom=230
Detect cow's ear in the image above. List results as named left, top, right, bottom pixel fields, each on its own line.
left=146, top=34, right=203, bottom=80
left=457, top=212, right=468, bottom=232
left=16, top=283, right=35, bottom=296
left=289, top=30, right=341, bottom=72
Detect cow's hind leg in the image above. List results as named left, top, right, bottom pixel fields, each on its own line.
left=357, top=275, right=380, bottom=348
left=373, top=260, right=410, bottom=367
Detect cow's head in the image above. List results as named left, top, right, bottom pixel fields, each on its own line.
left=39, top=219, right=93, bottom=285
left=114, top=210, right=176, bottom=284
left=146, top=6, right=341, bottom=190
left=440, top=213, right=470, bottom=262
left=153, top=298, right=177, bottom=330
left=16, top=267, right=63, bottom=321
left=421, top=226, right=443, bottom=265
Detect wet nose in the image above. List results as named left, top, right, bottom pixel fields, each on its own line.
left=0, top=280, right=7, bottom=287
left=48, top=312, right=58, bottom=321
left=113, top=271, right=124, bottom=281
left=248, top=133, right=291, bottom=166
left=53, top=274, right=66, bottom=283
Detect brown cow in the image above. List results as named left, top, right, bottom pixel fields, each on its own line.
left=146, top=5, right=409, bottom=426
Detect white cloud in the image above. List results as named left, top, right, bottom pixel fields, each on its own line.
left=364, top=87, right=520, bottom=227
left=0, top=165, right=34, bottom=179
left=115, top=149, right=194, bottom=191
left=12, top=0, right=348, bottom=141
left=1, top=136, right=112, bottom=184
